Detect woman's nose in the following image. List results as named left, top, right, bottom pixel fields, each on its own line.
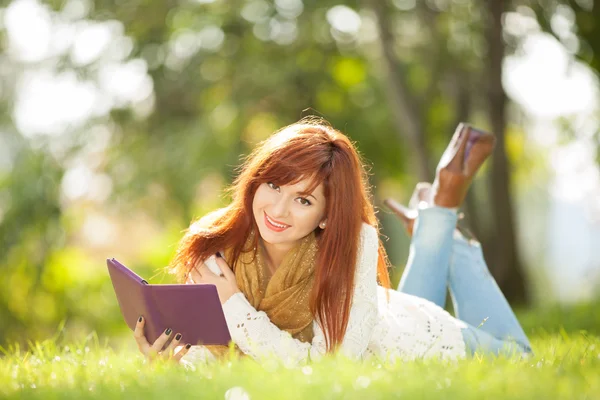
left=270, top=197, right=290, bottom=218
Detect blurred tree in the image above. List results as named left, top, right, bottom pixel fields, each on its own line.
left=485, top=0, right=528, bottom=303
left=366, top=0, right=432, bottom=181
left=529, top=0, right=600, bottom=167
left=11, top=0, right=597, bottom=343
left=364, top=0, right=528, bottom=302
left=531, top=0, right=599, bottom=75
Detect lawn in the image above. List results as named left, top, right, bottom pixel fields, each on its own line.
left=1, top=303, right=599, bottom=399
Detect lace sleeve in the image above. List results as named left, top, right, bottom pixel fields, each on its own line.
left=221, top=293, right=327, bottom=365
left=221, top=222, right=379, bottom=364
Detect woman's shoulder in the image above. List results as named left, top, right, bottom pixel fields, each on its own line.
left=359, top=222, right=378, bottom=242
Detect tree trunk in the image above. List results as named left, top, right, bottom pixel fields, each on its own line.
left=368, top=0, right=431, bottom=181
left=485, top=0, right=529, bottom=304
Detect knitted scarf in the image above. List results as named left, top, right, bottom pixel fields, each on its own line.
left=205, top=231, right=318, bottom=359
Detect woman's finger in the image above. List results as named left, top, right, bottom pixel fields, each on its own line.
left=185, top=273, right=194, bottom=284
left=164, top=332, right=183, bottom=356
left=215, top=256, right=235, bottom=282
left=150, top=328, right=174, bottom=353
left=197, top=262, right=216, bottom=276
left=186, top=269, right=199, bottom=284
left=188, top=266, right=203, bottom=283
left=197, top=263, right=219, bottom=281
left=172, top=343, right=193, bottom=362
left=134, top=316, right=151, bottom=353
left=190, top=264, right=221, bottom=286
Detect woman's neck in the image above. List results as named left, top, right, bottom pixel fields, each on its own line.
left=259, top=239, right=297, bottom=274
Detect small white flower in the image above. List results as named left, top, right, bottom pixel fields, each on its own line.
left=332, top=382, right=343, bottom=393
left=354, top=375, right=371, bottom=389
left=225, top=386, right=250, bottom=400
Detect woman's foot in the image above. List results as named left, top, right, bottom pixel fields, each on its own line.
left=385, top=188, right=476, bottom=240
left=383, top=198, right=417, bottom=236
left=432, top=123, right=496, bottom=208
left=383, top=183, right=431, bottom=236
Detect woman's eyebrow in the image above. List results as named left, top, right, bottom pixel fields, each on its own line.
left=297, top=191, right=318, bottom=201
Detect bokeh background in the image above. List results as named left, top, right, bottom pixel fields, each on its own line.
left=0, top=0, right=599, bottom=349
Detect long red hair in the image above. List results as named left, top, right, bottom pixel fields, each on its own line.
left=170, top=118, right=391, bottom=352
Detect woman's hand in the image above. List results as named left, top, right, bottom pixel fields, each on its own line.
left=187, top=254, right=241, bottom=305
left=134, top=316, right=191, bottom=363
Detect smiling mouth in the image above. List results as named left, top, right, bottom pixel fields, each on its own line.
left=264, top=212, right=291, bottom=231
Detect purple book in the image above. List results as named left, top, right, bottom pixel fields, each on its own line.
left=106, top=258, right=231, bottom=345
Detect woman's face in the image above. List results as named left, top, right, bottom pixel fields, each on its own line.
left=252, top=178, right=326, bottom=248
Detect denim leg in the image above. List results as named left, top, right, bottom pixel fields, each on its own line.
left=461, top=322, right=531, bottom=357
left=397, top=207, right=457, bottom=308
left=449, top=235, right=533, bottom=353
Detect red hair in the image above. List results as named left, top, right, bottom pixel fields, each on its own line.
left=170, top=118, right=391, bottom=352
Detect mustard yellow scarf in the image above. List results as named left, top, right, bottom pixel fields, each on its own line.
left=205, top=231, right=317, bottom=359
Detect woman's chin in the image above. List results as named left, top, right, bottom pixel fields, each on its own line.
left=260, top=231, right=291, bottom=245
left=257, top=226, right=301, bottom=246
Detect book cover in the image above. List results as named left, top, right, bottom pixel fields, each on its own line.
left=106, top=258, right=231, bottom=345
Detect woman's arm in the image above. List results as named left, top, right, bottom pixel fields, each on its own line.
left=220, top=292, right=327, bottom=364
left=220, top=222, right=379, bottom=364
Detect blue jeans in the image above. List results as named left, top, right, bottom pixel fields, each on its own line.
left=397, top=207, right=533, bottom=356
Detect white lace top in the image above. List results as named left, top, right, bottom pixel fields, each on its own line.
left=180, top=223, right=467, bottom=367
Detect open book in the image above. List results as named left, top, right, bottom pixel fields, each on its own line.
left=106, top=258, right=231, bottom=345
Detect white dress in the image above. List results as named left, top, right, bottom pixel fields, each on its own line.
left=180, top=223, right=467, bottom=367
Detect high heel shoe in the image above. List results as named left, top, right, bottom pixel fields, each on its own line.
left=432, top=123, right=496, bottom=208
left=385, top=123, right=495, bottom=237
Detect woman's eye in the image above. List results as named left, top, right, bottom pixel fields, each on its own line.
left=267, top=182, right=280, bottom=191
left=297, top=197, right=312, bottom=206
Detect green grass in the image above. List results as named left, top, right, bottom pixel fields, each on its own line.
left=1, top=304, right=599, bottom=399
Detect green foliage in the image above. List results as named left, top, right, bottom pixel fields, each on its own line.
left=0, top=145, right=66, bottom=344
left=518, top=301, right=600, bottom=336
left=0, top=0, right=596, bottom=345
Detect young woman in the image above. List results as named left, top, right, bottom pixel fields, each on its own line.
left=133, top=119, right=532, bottom=365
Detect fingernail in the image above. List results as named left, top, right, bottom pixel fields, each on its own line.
left=165, top=328, right=172, bottom=335
left=138, top=316, right=143, bottom=323
left=175, top=333, right=182, bottom=341
left=185, top=343, right=192, bottom=349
